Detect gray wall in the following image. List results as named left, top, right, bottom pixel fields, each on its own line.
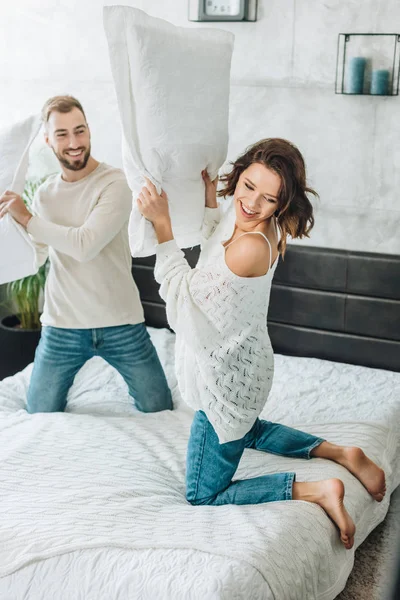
left=1, top=0, right=399, bottom=254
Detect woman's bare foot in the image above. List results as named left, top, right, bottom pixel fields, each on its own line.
left=293, top=478, right=356, bottom=549
left=337, top=447, right=386, bottom=502
left=312, top=443, right=386, bottom=502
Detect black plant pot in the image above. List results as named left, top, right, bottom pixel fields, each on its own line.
left=0, top=315, right=41, bottom=381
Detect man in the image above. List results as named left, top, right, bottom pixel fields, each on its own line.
left=0, top=95, right=172, bottom=414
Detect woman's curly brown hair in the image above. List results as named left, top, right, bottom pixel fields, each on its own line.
left=218, top=138, right=318, bottom=256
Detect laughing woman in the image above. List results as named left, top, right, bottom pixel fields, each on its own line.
left=137, top=138, right=386, bottom=550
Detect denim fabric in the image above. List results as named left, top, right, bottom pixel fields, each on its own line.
left=26, top=323, right=172, bottom=414
left=186, top=411, right=324, bottom=506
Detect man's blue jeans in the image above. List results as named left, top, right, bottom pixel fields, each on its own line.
left=186, top=411, right=324, bottom=505
left=26, top=323, right=172, bottom=413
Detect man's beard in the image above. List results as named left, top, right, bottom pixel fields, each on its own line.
left=54, top=146, right=91, bottom=171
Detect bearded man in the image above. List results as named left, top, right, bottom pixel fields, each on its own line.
left=0, top=96, right=172, bottom=414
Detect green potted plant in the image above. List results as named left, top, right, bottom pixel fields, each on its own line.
left=0, top=178, right=48, bottom=380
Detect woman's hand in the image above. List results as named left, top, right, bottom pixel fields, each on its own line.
left=202, top=170, right=218, bottom=209
left=137, top=177, right=173, bottom=244
left=137, top=177, right=170, bottom=225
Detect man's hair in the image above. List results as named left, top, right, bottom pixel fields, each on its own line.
left=218, top=138, right=318, bottom=256
left=41, top=95, right=87, bottom=127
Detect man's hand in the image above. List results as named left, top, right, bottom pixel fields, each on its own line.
left=0, top=191, right=32, bottom=228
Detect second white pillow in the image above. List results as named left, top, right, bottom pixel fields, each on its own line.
left=0, top=115, right=42, bottom=285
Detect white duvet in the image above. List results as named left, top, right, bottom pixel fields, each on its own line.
left=0, top=328, right=399, bottom=600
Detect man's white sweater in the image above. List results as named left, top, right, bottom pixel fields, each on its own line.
left=27, top=163, right=144, bottom=329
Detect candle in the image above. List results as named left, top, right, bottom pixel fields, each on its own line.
left=370, top=70, right=390, bottom=95
left=346, top=57, right=366, bottom=94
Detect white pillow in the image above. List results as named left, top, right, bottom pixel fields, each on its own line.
left=0, top=115, right=42, bottom=284
left=103, top=6, right=234, bottom=257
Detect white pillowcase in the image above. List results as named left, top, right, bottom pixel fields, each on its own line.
left=0, top=115, right=42, bottom=285
left=103, top=6, right=234, bottom=257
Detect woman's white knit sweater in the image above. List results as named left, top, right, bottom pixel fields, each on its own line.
left=155, top=202, right=278, bottom=443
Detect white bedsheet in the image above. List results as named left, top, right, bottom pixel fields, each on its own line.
left=0, top=328, right=399, bottom=600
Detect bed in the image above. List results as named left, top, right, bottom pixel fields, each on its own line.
left=0, top=244, right=399, bottom=600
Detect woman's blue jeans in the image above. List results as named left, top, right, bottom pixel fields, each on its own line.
left=186, top=411, right=324, bottom=505
left=26, top=323, right=172, bottom=413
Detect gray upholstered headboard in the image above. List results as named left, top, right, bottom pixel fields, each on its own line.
left=132, top=245, right=400, bottom=372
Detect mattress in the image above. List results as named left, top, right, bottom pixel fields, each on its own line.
left=0, top=327, right=399, bottom=600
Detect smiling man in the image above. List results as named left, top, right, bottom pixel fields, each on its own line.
left=0, top=95, right=172, bottom=414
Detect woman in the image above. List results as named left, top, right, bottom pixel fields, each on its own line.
left=137, top=138, right=386, bottom=550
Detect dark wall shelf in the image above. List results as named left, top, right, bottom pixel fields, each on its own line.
left=335, top=33, right=400, bottom=96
